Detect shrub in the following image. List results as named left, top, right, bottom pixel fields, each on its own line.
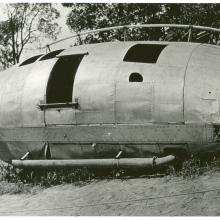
left=1, top=156, right=220, bottom=191
left=167, top=156, right=220, bottom=179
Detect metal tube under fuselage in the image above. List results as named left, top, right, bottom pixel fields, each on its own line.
left=12, top=155, right=175, bottom=169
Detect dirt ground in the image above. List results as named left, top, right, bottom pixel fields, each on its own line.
left=0, top=171, right=220, bottom=216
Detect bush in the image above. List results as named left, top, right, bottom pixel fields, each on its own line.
left=0, top=163, right=129, bottom=187
left=1, top=156, right=220, bottom=191
left=167, top=156, right=220, bottom=179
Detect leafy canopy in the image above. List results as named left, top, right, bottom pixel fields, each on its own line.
left=0, top=3, right=60, bottom=69
left=63, top=3, right=220, bottom=45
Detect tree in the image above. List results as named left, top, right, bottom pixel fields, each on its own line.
left=63, top=3, right=220, bottom=45
left=0, top=3, right=60, bottom=69
left=162, top=4, right=220, bottom=43
left=63, top=3, right=165, bottom=44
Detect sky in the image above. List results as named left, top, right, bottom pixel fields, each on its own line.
left=0, top=3, right=75, bottom=62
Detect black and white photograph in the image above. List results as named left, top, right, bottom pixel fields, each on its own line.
left=0, top=1, right=219, bottom=216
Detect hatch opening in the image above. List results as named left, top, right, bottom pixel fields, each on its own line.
left=46, top=55, right=84, bottom=104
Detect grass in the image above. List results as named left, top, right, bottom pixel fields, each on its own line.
left=0, top=156, right=220, bottom=195
left=167, top=156, right=220, bottom=179
left=0, top=164, right=125, bottom=188
left=0, top=163, right=41, bottom=195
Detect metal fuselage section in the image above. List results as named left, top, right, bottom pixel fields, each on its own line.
left=0, top=41, right=219, bottom=162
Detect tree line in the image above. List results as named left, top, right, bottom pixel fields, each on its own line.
left=0, top=3, right=220, bottom=69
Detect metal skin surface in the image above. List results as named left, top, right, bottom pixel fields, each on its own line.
left=0, top=41, right=220, bottom=162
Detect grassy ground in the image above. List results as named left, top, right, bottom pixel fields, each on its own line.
left=0, top=158, right=220, bottom=215
left=0, top=157, right=220, bottom=195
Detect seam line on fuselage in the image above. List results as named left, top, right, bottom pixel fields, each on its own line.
left=182, top=43, right=202, bottom=123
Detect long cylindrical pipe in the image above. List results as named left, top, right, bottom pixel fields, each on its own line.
left=12, top=155, right=175, bottom=169
left=44, top=24, right=220, bottom=49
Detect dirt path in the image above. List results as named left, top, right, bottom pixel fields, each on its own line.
left=0, top=172, right=220, bottom=216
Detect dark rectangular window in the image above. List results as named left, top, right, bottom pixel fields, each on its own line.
left=46, top=55, right=84, bottom=104
left=123, top=44, right=167, bottom=63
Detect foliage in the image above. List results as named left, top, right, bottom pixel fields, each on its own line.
left=63, top=3, right=220, bottom=45
left=162, top=4, right=220, bottom=43
left=0, top=3, right=60, bottom=68
left=63, top=3, right=164, bottom=44
left=0, top=156, right=220, bottom=194
left=0, top=164, right=124, bottom=188
left=167, top=156, right=220, bottom=179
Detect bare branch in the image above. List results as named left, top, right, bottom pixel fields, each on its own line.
left=17, top=7, right=40, bottom=62
left=0, top=3, right=60, bottom=66
left=22, top=9, right=40, bottom=45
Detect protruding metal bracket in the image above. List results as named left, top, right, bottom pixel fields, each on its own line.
left=46, top=44, right=51, bottom=53
left=152, top=156, right=158, bottom=168
left=77, top=33, right=83, bottom=45
left=44, top=143, right=50, bottom=160
left=21, top=152, right=30, bottom=160
left=115, top=150, right=123, bottom=159
left=123, top=27, right=127, bottom=41
left=187, top=25, right=193, bottom=42
left=91, top=143, right=97, bottom=148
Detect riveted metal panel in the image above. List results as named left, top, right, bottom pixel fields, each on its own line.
left=0, top=41, right=200, bottom=128
left=75, top=82, right=115, bottom=124
left=21, top=59, right=58, bottom=127
left=76, top=111, right=114, bottom=124
left=49, top=143, right=160, bottom=159
left=77, top=83, right=115, bottom=111
left=153, top=43, right=198, bottom=122
left=0, top=64, right=35, bottom=127
left=153, top=82, right=184, bottom=122
left=188, top=143, right=220, bottom=155
left=73, top=42, right=132, bottom=85
left=158, top=42, right=200, bottom=67
left=185, top=45, right=220, bottom=123
left=115, top=82, right=154, bottom=123
left=45, top=108, right=75, bottom=125
left=0, top=141, right=46, bottom=162
left=0, top=58, right=58, bottom=128
left=0, top=124, right=213, bottom=143
left=74, top=42, right=132, bottom=124
left=0, top=124, right=214, bottom=161
left=116, top=59, right=187, bottom=123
